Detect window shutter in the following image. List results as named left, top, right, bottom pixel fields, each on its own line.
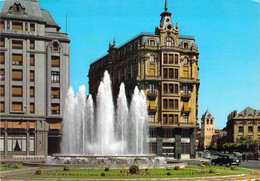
left=183, top=70, right=188, bottom=78
left=51, top=56, right=60, bottom=67
left=149, top=69, right=155, bottom=76
left=30, top=87, right=34, bottom=97
left=183, top=102, right=189, bottom=111
left=0, top=121, right=4, bottom=128
left=0, top=53, right=4, bottom=64
left=50, top=123, right=61, bottom=130
left=51, top=88, right=60, bottom=96
left=12, top=70, right=22, bottom=80
left=30, top=103, right=34, bottom=113
left=0, top=38, right=5, bottom=47
left=30, top=55, right=34, bottom=66
left=29, top=122, right=35, bottom=129
left=0, top=102, right=4, bottom=112
left=0, top=85, right=4, bottom=95
left=51, top=104, right=60, bottom=111
left=12, top=41, right=23, bottom=49
left=12, top=102, right=22, bottom=111
left=149, top=101, right=156, bottom=109
left=12, top=86, right=22, bottom=96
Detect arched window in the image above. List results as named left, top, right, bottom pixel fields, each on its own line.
left=210, top=119, right=213, bottom=124
left=150, top=54, right=155, bottom=64
left=164, top=36, right=174, bottom=47
left=207, top=119, right=209, bottom=124
left=52, top=41, right=60, bottom=52
left=183, top=57, right=188, bottom=65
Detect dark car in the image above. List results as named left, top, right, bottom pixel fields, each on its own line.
left=211, top=154, right=240, bottom=166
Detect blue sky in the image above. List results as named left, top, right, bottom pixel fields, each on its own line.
left=1, top=0, right=259, bottom=129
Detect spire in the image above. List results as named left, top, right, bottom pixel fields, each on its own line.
left=165, top=0, right=168, bottom=12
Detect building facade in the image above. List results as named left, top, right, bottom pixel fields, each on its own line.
left=226, top=107, right=260, bottom=143
left=88, top=2, right=200, bottom=159
left=199, top=109, right=215, bottom=150
left=0, top=0, right=70, bottom=157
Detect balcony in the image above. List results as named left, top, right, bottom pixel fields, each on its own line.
left=181, top=92, right=191, bottom=100
left=147, top=92, right=157, bottom=100
left=148, top=105, right=157, bottom=113
left=180, top=77, right=200, bottom=84
left=145, top=75, right=160, bottom=80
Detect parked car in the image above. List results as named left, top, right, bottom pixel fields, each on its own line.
left=211, top=154, right=240, bottom=166
left=204, top=153, right=211, bottom=159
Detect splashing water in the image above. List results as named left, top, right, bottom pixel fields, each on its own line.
left=61, top=71, right=149, bottom=155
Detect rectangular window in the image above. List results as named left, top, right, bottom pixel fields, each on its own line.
left=12, top=86, right=22, bottom=97
left=174, top=54, right=178, bottom=64
left=12, top=22, right=23, bottom=30
left=0, top=102, right=4, bottom=112
left=183, top=115, right=188, bottom=122
left=30, top=103, right=34, bottom=114
left=258, top=126, right=260, bottom=132
left=30, top=87, right=34, bottom=98
left=149, top=114, right=155, bottom=123
left=0, top=52, right=4, bottom=64
left=12, top=40, right=23, bottom=49
left=182, top=129, right=190, bottom=138
left=0, top=21, right=4, bottom=29
left=163, top=68, right=168, bottom=78
left=169, top=54, right=174, bottom=64
left=149, top=100, right=156, bottom=109
left=0, top=85, right=4, bottom=96
left=30, top=54, right=35, bottom=66
left=51, top=56, right=60, bottom=67
left=51, top=87, right=60, bottom=99
left=51, top=72, right=60, bottom=83
left=149, top=129, right=156, bottom=137
left=150, top=40, right=155, bottom=46
left=12, top=70, right=22, bottom=81
left=12, top=102, right=23, bottom=111
left=174, top=115, right=178, bottom=124
left=0, top=38, right=5, bottom=47
left=183, top=85, right=188, bottom=93
left=163, top=114, right=167, bottom=124
left=169, top=68, right=174, bottom=78
left=163, top=84, right=167, bottom=94
left=30, top=40, right=35, bottom=49
left=183, top=101, right=189, bottom=111
left=30, top=71, right=34, bottom=82
left=174, top=99, right=178, bottom=110
left=51, top=103, right=60, bottom=114
left=163, top=54, right=167, bottom=64
left=163, top=99, right=167, bottom=109
left=174, top=84, right=178, bottom=94
left=169, top=84, right=173, bottom=93
left=238, top=126, right=243, bottom=133
left=30, top=23, right=35, bottom=32
left=12, top=54, right=23, bottom=65
left=169, top=99, right=174, bottom=109
left=181, top=143, right=190, bottom=154
left=169, top=114, right=173, bottom=124
left=248, top=126, right=253, bottom=133
left=0, top=69, right=4, bottom=80
left=175, top=69, right=179, bottom=79
left=149, top=84, right=155, bottom=93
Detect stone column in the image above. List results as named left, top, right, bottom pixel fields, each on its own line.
left=174, top=128, right=181, bottom=159
left=156, top=127, right=163, bottom=156
left=4, top=130, right=7, bottom=157
left=26, top=131, right=29, bottom=155
left=190, top=128, right=196, bottom=159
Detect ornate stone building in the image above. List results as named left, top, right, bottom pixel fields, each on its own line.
left=0, top=0, right=70, bottom=157
left=226, top=107, right=260, bottom=143
left=88, top=1, right=200, bottom=159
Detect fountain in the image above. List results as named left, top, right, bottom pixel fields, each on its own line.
left=45, top=71, right=171, bottom=167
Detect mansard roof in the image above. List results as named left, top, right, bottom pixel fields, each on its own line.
left=0, top=0, right=60, bottom=30
left=238, top=106, right=260, bottom=116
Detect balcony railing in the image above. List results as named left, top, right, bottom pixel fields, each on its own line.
left=147, top=92, right=157, bottom=100
left=180, top=77, right=200, bottom=84
left=181, top=92, right=191, bottom=99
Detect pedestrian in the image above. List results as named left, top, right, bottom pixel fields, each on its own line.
left=242, top=154, right=245, bottom=162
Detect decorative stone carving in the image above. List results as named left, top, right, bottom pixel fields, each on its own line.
left=8, top=3, right=27, bottom=15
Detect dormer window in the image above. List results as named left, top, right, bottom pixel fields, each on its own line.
left=183, top=57, right=188, bottom=65
left=149, top=39, right=155, bottom=47
left=52, top=41, right=60, bottom=52
left=150, top=54, right=155, bottom=64
left=164, top=36, right=174, bottom=47
left=184, top=42, right=189, bottom=49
